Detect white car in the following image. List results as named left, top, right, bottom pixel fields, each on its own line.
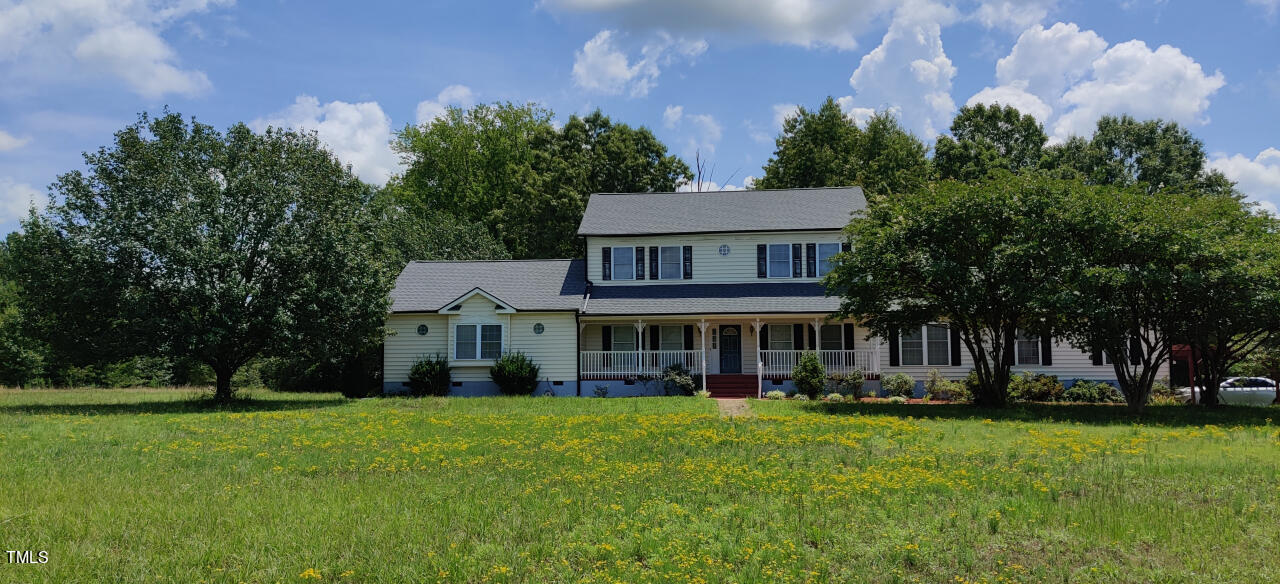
left=1183, top=377, right=1278, bottom=406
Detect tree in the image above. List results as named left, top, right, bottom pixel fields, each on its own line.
left=393, top=104, right=689, bottom=259
left=0, top=236, right=45, bottom=387
left=1043, top=115, right=1237, bottom=197
left=8, top=112, right=393, bottom=401
left=934, top=103, right=1047, bottom=182
left=826, top=173, right=1083, bottom=406
left=757, top=98, right=930, bottom=196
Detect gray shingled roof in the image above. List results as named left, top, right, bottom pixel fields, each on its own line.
left=583, top=282, right=841, bottom=315
left=577, top=187, right=866, bottom=236
left=390, top=259, right=586, bottom=313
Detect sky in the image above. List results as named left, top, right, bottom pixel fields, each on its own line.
left=2, top=0, right=1279, bottom=235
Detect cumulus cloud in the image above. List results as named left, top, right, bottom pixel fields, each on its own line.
left=415, top=84, right=475, bottom=124
left=542, top=0, right=895, bottom=50
left=972, top=0, right=1057, bottom=32
left=1, top=177, right=44, bottom=222
left=252, top=96, right=399, bottom=185
left=0, top=129, right=31, bottom=151
left=965, top=81, right=1052, bottom=122
left=995, top=23, right=1107, bottom=105
left=845, top=0, right=959, bottom=139
left=572, top=30, right=705, bottom=97
left=1209, top=148, right=1280, bottom=212
left=772, top=103, right=799, bottom=129
left=662, top=104, right=721, bottom=157
left=0, top=0, right=230, bottom=98
left=677, top=177, right=750, bottom=192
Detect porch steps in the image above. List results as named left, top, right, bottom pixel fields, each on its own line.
left=706, top=375, right=759, bottom=398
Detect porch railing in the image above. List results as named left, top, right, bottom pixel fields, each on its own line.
left=758, top=350, right=879, bottom=378
left=580, top=350, right=704, bottom=379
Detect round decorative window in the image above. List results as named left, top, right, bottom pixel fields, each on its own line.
left=416, top=324, right=429, bottom=336
left=533, top=323, right=545, bottom=335
left=718, top=244, right=731, bottom=256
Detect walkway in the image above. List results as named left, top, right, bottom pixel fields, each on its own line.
left=715, top=398, right=754, bottom=418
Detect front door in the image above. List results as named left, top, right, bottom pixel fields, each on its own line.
left=719, top=325, right=741, bottom=374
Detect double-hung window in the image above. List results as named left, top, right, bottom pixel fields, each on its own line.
left=658, top=325, right=684, bottom=350
left=610, top=247, right=635, bottom=280
left=820, top=324, right=843, bottom=351
left=455, top=324, right=502, bottom=360
left=1016, top=330, right=1041, bottom=365
left=768, top=325, right=794, bottom=351
left=900, top=324, right=950, bottom=366
left=816, top=242, right=841, bottom=277
left=659, top=246, right=682, bottom=280
left=611, top=326, right=636, bottom=351
left=767, top=244, right=791, bottom=278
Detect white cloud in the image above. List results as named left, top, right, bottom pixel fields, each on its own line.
left=252, top=96, right=399, bottom=186
left=772, top=103, right=799, bottom=130
left=572, top=29, right=705, bottom=97
left=1, top=178, right=44, bottom=222
left=1247, top=0, right=1279, bottom=18
left=415, top=84, right=475, bottom=124
left=834, top=96, right=877, bottom=125
left=0, top=0, right=231, bottom=98
left=1052, top=40, right=1225, bottom=140
left=972, top=0, right=1057, bottom=32
left=677, top=178, right=747, bottom=192
left=662, top=104, right=721, bottom=156
left=0, top=129, right=31, bottom=151
left=662, top=104, right=683, bottom=128
left=542, top=0, right=895, bottom=50
left=965, top=81, right=1052, bottom=122
left=1209, top=148, right=1280, bottom=211
left=995, top=23, right=1107, bottom=106
left=845, top=0, right=958, bottom=139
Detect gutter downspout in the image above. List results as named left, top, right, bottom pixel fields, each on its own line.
left=576, top=281, right=592, bottom=397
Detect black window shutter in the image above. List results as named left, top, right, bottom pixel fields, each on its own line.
left=841, top=242, right=850, bottom=253
left=950, top=325, right=962, bottom=366
left=649, top=246, right=658, bottom=280
left=601, top=248, right=611, bottom=280
left=1041, top=336, right=1053, bottom=366
left=792, top=324, right=804, bottom=350
left=889, top=329, right=900, bottom=367
left=760, top=324, right=769, bottom=346
left=791, top=243, right=802, bottom=278
left=683, top=325, right=694, bottom=350
left=756, top=245, right=767, bottom=278
left=602, top=326, right=612, bottom=351
left=635, top=247, right=645, bottom=280
left=1091, top=346, right=1104, bottom=366
left=805, top=243, right=817, bottom=277
left=807, top=325, right=816, bottom=349
left=842, top=323, right=855, bottom=350
left=649, top=327, right=660, bottom=351
left=682, top=246, right=693, bottom=279
left=1129, top=335, right=1143, bottom=365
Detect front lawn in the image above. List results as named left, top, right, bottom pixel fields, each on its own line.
left=0, top=389, right=1277, bottom=583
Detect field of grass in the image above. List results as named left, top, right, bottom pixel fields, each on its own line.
left=1, top=389, right=1278, bottom=583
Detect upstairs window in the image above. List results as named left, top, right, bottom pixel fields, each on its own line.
left=610, top=247, right=635, bottom=280
left=659, top=246, right=682, bottom=280
left=816, top=242, right=841, bottom=277
left=767, top=244, right=791, bottom=278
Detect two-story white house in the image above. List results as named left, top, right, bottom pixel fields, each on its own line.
left=384, top=187, right=1149, bottom=397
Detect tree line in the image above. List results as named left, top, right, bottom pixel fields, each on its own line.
left=1, top=98, right=1277, bottom=408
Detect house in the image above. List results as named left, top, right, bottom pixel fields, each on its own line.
left=384, top=187, right=1156, bottom=397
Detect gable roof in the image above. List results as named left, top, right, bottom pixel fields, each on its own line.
left=577, top=186, right=866, bottom=236
left=390, top=259, right=586, bottom=313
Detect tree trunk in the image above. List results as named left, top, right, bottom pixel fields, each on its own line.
left=214, top=366, right=235, bottom=402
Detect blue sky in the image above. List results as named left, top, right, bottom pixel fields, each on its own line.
left=3, top=0, right=1280, bottom=234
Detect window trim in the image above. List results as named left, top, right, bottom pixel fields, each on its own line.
left=454, top=323, right=503, bottom=361
left=899, top=324, right=951, bottom=366
left=766, top=243, right=792, bottom=278
left=658, top=245, right=683, bottom=280
left=1015, top=330, right=1042, bottom=366
left=816, top=242, right=841, bottom=277
left=609, top=246, right=636, bottom=281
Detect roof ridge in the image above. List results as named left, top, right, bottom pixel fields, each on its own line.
left=408, top=258, right=579, bottom=264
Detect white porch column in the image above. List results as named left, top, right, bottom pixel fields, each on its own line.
left=698, top=320, right=709, bottom=393
left=634, top=320, right=646, bottom=375
left=752, top=319, right=764, bottom=399
left=810, top=318, right=822, bottom=352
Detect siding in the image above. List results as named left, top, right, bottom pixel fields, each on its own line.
left=507, top=313, right=578, bottom=381
left=586, top=231, right=844, bottom=285
left=873, top=332, right=1170, bottom=382
left=384, top=314, right=449, bottom=384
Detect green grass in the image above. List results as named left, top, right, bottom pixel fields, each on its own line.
left=1, top=389, right=1277, bottom=583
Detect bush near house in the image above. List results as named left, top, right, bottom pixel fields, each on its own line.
left=765, top=390, right=787, bottom=400
left=1062, top=380, right=1123, bottom=404
left=1008, top=372, right=1065, bottom=402
left=924, top=369, right=968, bottom=402
left=830, top=369, right=866, bottom=399
left=883, top=373, right=915, bottom=398
left=660, top=363, right=701, bottom=396
left=791, top=352, right=826, bottom=399
left=408, top=354, right=451, bottom=397
left=490, top=352, right=541, bottom=395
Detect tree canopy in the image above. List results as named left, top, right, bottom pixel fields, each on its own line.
left=757, top=97, right=931, bottom=197
left=7, top=112, right=394, bottom=400
left=392, top=104, right=690, bottom=259
left=934, top=103, right=1047, bottom=181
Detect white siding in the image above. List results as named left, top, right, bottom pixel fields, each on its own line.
left=586, top=231, right=844, bottom=285
left=384, top=314, right=449, bottom=384
left=508, top=313, right=578, bottom=381
left=873, top=332, right=1169, bottom=382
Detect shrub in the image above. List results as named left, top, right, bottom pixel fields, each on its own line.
left=1062, top=380, right=1123, bottom=403
left=825, top=392, right=845, bottom=403
left=1008, top=372, right=1064, bottom=402
left=490, top=352, right=541, bottom=395
left=792, top=352, right=826, bottom=399
left=792, top=393, right=810, bottom=401
left=1151, top=378, right=1179, bottom=399
left=593, top=384, right=609, bottom=398
left=407, top=354, right=451, bottom=397
left=695, top=389, right=711, bottom=398
left=765, top=390, right=787, bottom=400
left=660, top=363, right=700, bottom=396
left=887, top=395, right=907, bottom=404
left=831, top=369, right=866, bottom=399
left=962, top=370, right=982, bottom=398
left=883, top=373, right=915, bottom=398
left=924, top=368, right=967, bottom=402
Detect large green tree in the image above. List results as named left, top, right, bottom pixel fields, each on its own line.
left=757, top=98, right=931, bottom=196
left=934, top=103, right=1047, bottom=182
left=8, top=112, right=393, bottom=401
left=0, top=236, right=45, bottom=387
left=826, top=173, right=1085, bottom=406
left=392, top=104, right=689, bottom=259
